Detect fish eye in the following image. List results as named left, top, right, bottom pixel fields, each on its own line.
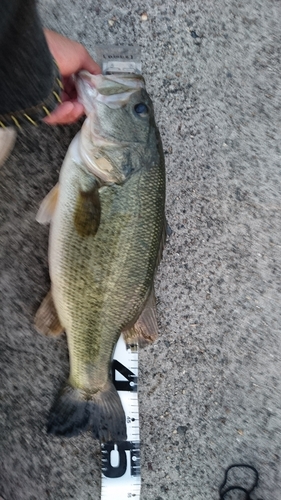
left=134, top=103, right=149, bottom=116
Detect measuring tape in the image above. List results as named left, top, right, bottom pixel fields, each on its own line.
left=101, top=335, right=141, bottom=500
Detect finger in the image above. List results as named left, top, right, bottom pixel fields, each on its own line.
left=80, top=47, right=101, bottom=75
left=61, top=90, right=71, bottom=102
left=43, top=101, right=84, bottom=125
left=62, top=77, right=78, bottom=101
left=44, top=29, right=101, bottom=77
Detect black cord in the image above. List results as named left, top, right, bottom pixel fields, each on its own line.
left=219, top=464, right=259, bottom=499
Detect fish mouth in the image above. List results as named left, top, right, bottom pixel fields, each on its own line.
left=76, top=71, right=145, bottom=143
left=76, top=72, right=145, bottom=183
left=76, top=71, right=145, bottom=109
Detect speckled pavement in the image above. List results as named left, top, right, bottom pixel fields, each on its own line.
left=1, top=1, right=281, bottom=498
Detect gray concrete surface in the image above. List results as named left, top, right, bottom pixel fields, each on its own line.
left=1, top=0, right=281, bottom=498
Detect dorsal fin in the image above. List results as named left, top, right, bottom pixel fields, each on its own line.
left=123, top=287, right=158, bottom=347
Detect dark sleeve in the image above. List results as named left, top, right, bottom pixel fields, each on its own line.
left=0, top=0, right=62, bottom=128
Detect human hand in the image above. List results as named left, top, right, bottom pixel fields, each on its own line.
left=43, top=29, right=101, bottom=125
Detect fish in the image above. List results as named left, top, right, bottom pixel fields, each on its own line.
left=35, top=71, right=166, bottom=442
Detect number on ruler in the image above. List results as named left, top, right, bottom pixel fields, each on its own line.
left=102, top=442, right=140, bottom=478
left=112, top=360, right=138, bottom=391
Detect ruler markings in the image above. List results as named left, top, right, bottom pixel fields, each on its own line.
left=101, top=335, right=141, bottom=500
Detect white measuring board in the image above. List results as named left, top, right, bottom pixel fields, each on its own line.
left=101, top=335, right=141, bottom=500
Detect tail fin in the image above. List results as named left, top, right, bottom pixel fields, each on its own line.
left=47, top=380, right=127, bottom=442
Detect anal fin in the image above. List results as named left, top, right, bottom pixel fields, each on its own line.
left=34, top=290, right=63, bottom=337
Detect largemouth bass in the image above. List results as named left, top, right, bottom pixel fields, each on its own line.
left=36, top=72, right=166, bottom=442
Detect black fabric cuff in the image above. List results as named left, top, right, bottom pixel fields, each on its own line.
left=0, top=61, right=63, bottom=128
left=0, top=0, right=63, bottom=128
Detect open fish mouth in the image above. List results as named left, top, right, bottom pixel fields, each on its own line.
left=76, top=71, right=149, bottom=183
left=76, top=71, right=145, bottom=109
left=77, top=96, right=128, bottom=183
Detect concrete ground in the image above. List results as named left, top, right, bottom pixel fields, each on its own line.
left=1, top=0, right=281, bottom=498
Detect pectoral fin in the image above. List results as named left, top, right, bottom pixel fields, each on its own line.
left=123, top=287, right=158, bottom=348
left=36, top=184, right=59, bottom=224
left=74, top=182, right=101, bottom=237
left=34, top=290, right=63, bottom=336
